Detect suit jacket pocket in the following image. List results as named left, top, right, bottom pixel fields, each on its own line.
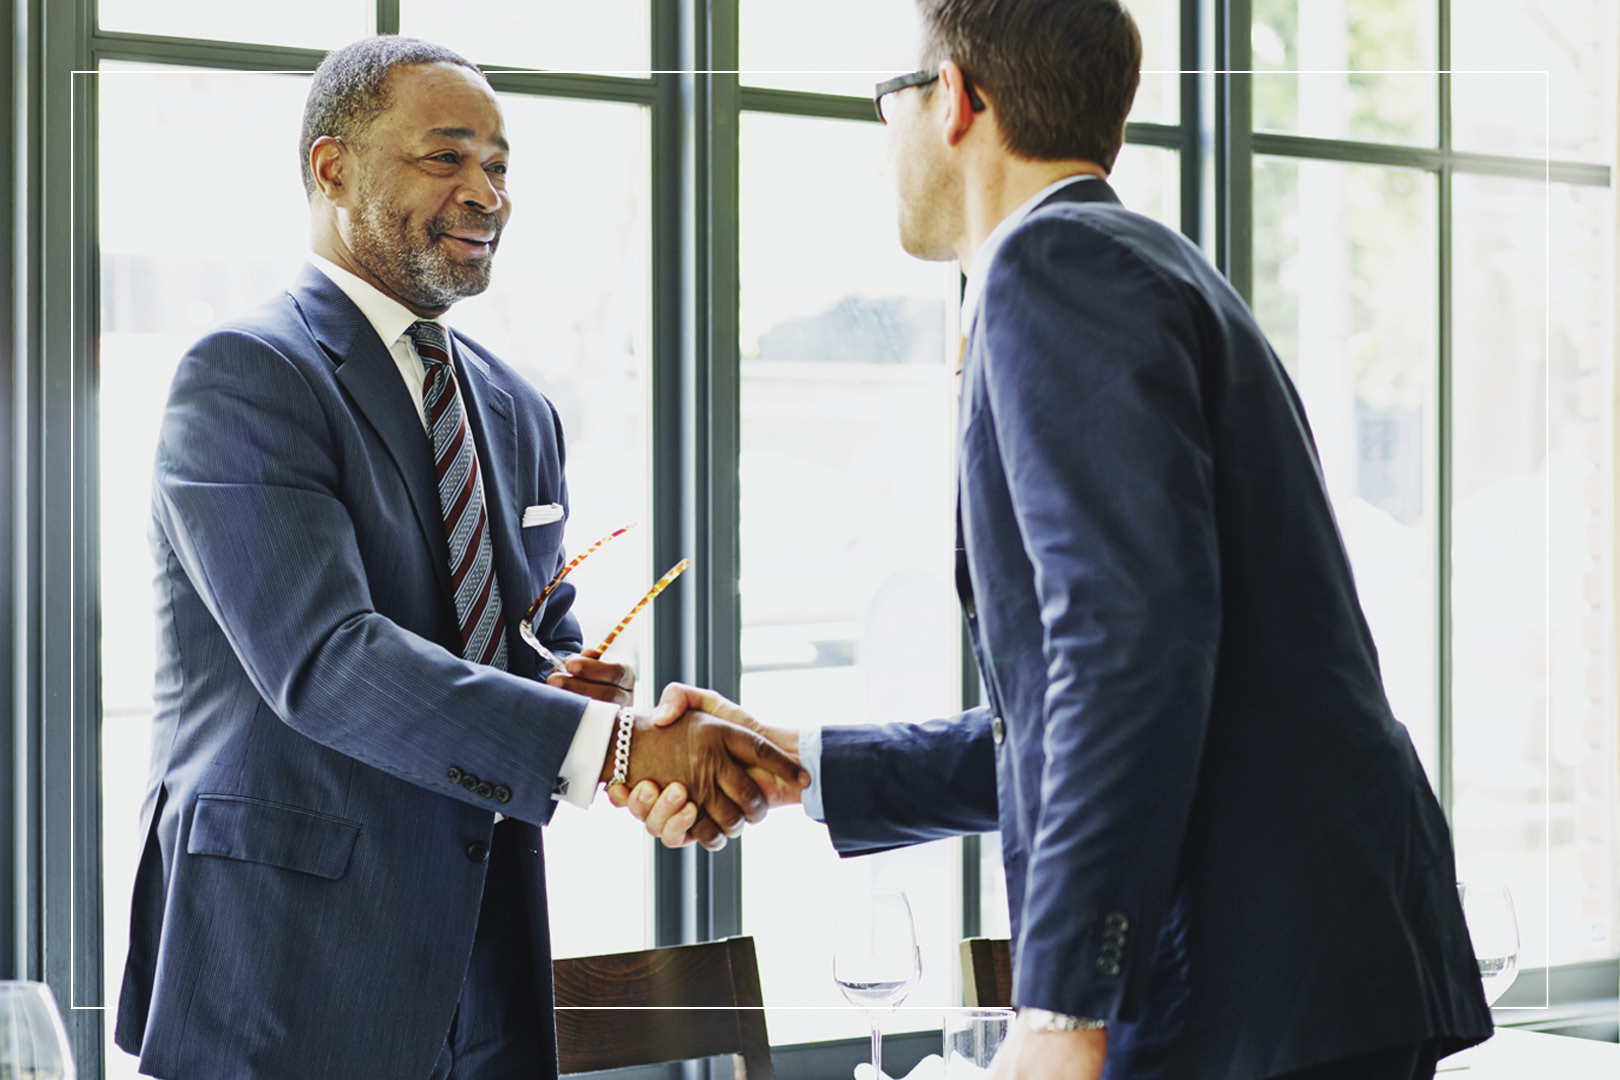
left=521, top=518, right=566, bottom=569
left=187, top=794, right=362, bottom=881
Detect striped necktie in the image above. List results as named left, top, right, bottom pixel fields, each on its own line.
left=408, top=321, right=508, bottom=669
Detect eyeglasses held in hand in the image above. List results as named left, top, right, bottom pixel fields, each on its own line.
left=517, top=522, right=689, bottom=669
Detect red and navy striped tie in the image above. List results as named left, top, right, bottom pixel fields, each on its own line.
left=408, top=321, right=508, bottom=669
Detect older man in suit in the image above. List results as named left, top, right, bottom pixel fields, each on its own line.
left=114, top=35, right=798, bottom=1080
left=630, top=3, right=1494, bottom=1078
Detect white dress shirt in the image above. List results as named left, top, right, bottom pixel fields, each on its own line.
left=308, top=254, right=616, bottom=810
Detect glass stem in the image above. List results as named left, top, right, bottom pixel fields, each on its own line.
left=870, top=1015, right=883, bottom=1079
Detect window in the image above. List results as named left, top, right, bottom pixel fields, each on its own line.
left=97, top=63, right=315, bottom=1080
left=736, top=109, right=962, bottom=1047
left=1248, top=0, right=1620, bottom=987
left=6, top=4, right=1616, bottom=1078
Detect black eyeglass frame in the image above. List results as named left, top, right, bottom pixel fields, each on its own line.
left=873, top=68, right=987, bottom=123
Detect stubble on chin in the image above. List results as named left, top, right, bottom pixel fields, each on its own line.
left=892, top=141, right=962, bottom=263
left=896, top=196, right=959, bottom=263
left=349, top=195, right=498, bottom=311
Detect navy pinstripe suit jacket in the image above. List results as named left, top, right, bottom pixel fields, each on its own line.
left=115, top=266, right=586, bottom=1079
left=820, top=181, right=1494, bottom=1079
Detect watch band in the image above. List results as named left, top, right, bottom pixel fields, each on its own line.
left=1020, top=1007, right=1107, bottom=1032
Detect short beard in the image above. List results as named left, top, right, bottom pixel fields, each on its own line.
left=348, top=179, right=502, bottom=311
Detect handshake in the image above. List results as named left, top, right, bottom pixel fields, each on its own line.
left=549, top=657, right=802, bottom=851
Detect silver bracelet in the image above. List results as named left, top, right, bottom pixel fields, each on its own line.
left=609, top=707, right=635, bottom=788
left=1020, top=1007, right=1107, bottom=1032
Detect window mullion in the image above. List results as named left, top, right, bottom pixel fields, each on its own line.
left=1215, top=0, right=1252, bottom=302
left=1436, top=0, right=1455, bottom=818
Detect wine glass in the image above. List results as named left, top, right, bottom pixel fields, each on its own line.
left=1457, top=882, right=1519, bottom=1005
left=0, top=981, right=76, bottom=1080
left=944, top=1008, right=1015, bottom=1078
left=833, top=889, right=921, bottom=1080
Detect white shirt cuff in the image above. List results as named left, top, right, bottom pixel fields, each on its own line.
left=799, top=725, right=826, bottom=821
left=554, top=699, right=619, bottom=808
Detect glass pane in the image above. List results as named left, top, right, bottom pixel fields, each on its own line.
left=738, top=111, right=962, bottom=1046
left=99, top=65, right=652, bottom=1079
left=1108, top=144, right=1180, bottom=232
left=1127, top=0, right=1181, bottom=126
left=98, top=63, right=314, bottom=1080
left=739, top=0, right=1179, bottom=125
left=400, top=0, right=650, bottom=75
left=740, top=0, right=922, bottom=97
left=453, top=93, right=655, bottom=960
left=1451, top=175, right=1619, bottom=969
left=1251, top=157, right=1440, bottom=780
left=1452, top=0, right=1617, bottom=162
left=98, top=0, right=369, bottom=50
left=1252, top=0, right=1437, bottom=144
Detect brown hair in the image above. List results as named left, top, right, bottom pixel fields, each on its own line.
left=915, top=0, right=1141, bottom=171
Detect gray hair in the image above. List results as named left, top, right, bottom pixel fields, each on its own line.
left=299, top=35, right=482, bottom=197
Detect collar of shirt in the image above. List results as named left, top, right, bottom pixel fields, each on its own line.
left=308, top=252, right=451, bottom=428
left=959, top=173, right=1099, bottom=343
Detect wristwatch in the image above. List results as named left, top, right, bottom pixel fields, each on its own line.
left=1020, top=1007, right=1107, bottom=1032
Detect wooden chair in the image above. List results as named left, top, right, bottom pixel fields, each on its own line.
left=959, top=937, right=1013, bottom=1009
left=553, top=935, right=774, bottom=1079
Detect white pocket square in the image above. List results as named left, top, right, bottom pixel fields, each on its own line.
left=522, top=503, right=564, bottom=527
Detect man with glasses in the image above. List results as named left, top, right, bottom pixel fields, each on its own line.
left=114, top=35, right=801, bottom=1080
left=630, top=2, right=1493, bottom=1078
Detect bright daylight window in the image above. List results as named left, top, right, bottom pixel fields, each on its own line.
left=65, top=3, right=1620, bottom=1079
left=1250, top=0, right=1620, bottom=979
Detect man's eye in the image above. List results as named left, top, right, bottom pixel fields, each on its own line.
left=487, top=162, right=508, bottom=176
left=431, top=152, right=459, bottom=164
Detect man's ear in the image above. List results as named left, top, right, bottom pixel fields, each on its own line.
left=937, top=60, right=983, bottom=147
left=310, top=135, right=351, bottom=206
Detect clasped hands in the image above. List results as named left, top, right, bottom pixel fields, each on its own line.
left=547, top=658, right=801, bottom=850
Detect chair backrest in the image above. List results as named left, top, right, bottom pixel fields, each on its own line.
left=553, top=935, right=774, bottom=1080
left=959, top=937, right=1013, bottom=1009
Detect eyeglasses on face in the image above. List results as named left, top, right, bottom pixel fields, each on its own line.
left=873, top=67, right=987, bottom=124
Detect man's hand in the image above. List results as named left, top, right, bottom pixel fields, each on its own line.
left=546, top=655, right=634, bottom=705
left=608, top=683, right=805, bottom=848
left=986, top=1018, right=1106, bottom=1080
left=602, top=707, right=806, bottom=852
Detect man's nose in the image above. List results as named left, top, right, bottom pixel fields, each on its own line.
left=457, top=164, right=503, bottom=214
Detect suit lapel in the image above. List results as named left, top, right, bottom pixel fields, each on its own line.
left=291, top=265, right=456, bottom=604
left=450, top=335, right=532, bottom=674
left=954, top=178, right=1118, bottom=617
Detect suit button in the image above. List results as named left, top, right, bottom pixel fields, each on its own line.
left=991, top=716, right=1005, bottom=745
left=493, top=785, right=512, bottom=804
left=447, top=766, right=463, bottom=784
left=461, top=773, right=480, bottom=792
left=475, top=781, right=494, bottom=799
left=466, top=840, right=489, bottom=863
left=1103, top=929, right=1126, bottom=947
left=1105, top=912, right=1130, bottom=932
left=1097, top=956, right=1121, bottom=976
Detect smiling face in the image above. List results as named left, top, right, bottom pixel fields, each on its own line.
left=332, top=61, right=511, bottom=316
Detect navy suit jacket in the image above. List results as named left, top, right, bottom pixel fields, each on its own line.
left=820, top=181, right=1493, bottom=1079
left=115, top=266, right=589, bottom=1079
